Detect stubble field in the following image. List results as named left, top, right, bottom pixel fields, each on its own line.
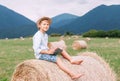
left=0, top=36, right=120, bottom=81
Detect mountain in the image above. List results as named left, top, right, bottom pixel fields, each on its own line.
left=0, top=5, right=37, bottom=39
left=1, top=4, right=120, bottom=37
left=48, top=5, right=120, bottom=34
left=51, top=13, right=79, bottom=28
left=48, top=13, right=79, bottom=34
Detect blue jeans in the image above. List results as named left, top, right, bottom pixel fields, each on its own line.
left=39, top=54, right=57, bottom=62
left=39, top=48, right=63, bottom=63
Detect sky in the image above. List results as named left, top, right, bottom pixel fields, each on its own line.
left=0, top=0, right=120, bottom=22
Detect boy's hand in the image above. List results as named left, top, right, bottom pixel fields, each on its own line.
left=47, top=48, right=56, bottom=54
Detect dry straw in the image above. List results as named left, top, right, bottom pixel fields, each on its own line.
left=48, top=40, right=67, bottom=50
left=118, top=40, right=120, bottom=43
left=72, top=40, right=87, bottom=50
left=11, top=52, right=116, bottom=81
left=85, top=37, right=91, bottom=42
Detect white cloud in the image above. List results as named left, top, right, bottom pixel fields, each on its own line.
left=0, top=0, right=120, bottom=21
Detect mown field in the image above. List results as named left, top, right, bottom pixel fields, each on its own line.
left=0, top=36, right=120, bottom=81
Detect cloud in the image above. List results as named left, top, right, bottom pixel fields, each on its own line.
left=0, top=0, right=120, bottom=21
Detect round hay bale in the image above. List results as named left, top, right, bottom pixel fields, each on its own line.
left=48, top=40, right=67, bottom=50
left=105, top=37, right=109, bottom=39
left=118, top=40, right=120, bottom=43
left=59, top=36, right=64, bottom=40
left=85, top=37, right=91, bottom=42
left=71, top=35, right=79, bottom=40
left=72, top=40, right=87, bottom=50
left=11, top=52, right=116, bottom=81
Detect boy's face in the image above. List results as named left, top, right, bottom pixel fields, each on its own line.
left=39, top=20, right=50, bottom=32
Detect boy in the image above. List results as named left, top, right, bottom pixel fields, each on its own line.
left=33, top=17, right=83, bottom=79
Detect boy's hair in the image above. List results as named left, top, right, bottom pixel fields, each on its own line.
left=37, top=17, right=52, bottom=29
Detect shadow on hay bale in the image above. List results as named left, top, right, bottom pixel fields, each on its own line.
left=11, top=52, right=116, bottom=81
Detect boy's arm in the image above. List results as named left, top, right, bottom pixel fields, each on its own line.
left=33, top=34, right=55, bottom=55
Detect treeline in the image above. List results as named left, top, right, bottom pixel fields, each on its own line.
left=82, top=30, right=120, bottom=38
left=49, top=30, right=120, bottom=38
left=50, top=32, right=74, bottom=37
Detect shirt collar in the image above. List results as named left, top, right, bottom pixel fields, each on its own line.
left=39, top=30, right=46, bottom=36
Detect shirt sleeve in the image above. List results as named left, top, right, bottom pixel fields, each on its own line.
left=33, top=34, right=42, bottom=54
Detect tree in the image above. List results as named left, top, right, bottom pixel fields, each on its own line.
left=83, top=30, right=98, bottom=37
left=64, top=32, right=74, bottom=36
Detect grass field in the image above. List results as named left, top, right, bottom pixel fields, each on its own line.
left=0, top=36, right=120, bottom=81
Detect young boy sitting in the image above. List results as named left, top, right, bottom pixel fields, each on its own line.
left=32, top=17, right=83, bottom=80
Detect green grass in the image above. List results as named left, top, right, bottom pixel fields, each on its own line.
left=0, top=36, right=120, bottom=81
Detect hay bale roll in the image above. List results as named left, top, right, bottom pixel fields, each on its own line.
left=118, top=40, right=120, bottom=43
left=48, top=40, right=67, bottom=50
left=72, top=40, right=87, bottom=50
left=11, top=52, right=116, bottom=81
left=85, top=37, right=91, bottom=42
